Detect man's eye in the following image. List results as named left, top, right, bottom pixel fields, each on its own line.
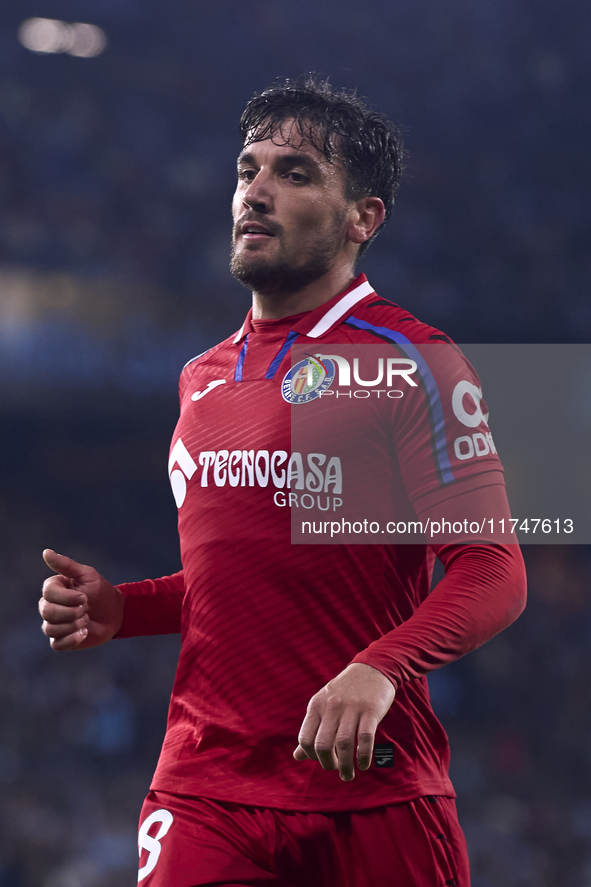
left=238, top=169, right=256, bottom=182
left=286, top=172, right=307, bottom=184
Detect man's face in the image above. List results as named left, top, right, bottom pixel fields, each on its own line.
left=230, top=123, right=354, bottom=295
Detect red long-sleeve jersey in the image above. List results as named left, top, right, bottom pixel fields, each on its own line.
left=117, top=274, right=526, bottom=811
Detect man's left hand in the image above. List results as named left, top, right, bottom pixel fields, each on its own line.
left=293, top=663, right=396, bottom=782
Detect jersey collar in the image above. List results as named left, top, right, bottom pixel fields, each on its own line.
left=232, top=274, right=375, bottom=344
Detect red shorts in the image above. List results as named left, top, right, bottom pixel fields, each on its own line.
left=137, top=791, right=470, bottom=887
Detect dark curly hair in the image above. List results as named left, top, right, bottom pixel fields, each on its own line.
left=239, top=76, right=405, bottom=255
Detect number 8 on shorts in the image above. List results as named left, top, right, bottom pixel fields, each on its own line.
left=138, top=809, right=174, bottom=882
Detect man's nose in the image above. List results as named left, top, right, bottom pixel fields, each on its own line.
left=242, top=172, right=272, bottom=213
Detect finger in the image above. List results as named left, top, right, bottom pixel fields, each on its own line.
left=293, top=744, right=310, bottom=761
left=314, top=741, right=338, bottom=771
left=42, top=576, right=87, bottom=608
left=335, top=715, right=360, bottom=781
left=42, top=613, right=89, bottom=639
left=38, top=598, right=87, bottom=624
left=295, top=707, right=322, bottom=762
left=43, top=549, right=88, bottom=582
left=50, top=627, right=89, bottom=652
left=356, top=712, right=379, bottom=771
left=312, top=697, right=342, bottom=770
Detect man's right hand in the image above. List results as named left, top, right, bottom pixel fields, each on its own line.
left=39, top=549, right=125, bottom=651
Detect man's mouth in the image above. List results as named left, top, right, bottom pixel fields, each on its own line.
left=239, top=220, right=277, bottom=241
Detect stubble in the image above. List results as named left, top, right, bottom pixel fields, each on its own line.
left=230, top=212, right=347, bottom=297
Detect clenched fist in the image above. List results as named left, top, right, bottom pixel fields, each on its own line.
left=39, top=549, right=124, bottom=651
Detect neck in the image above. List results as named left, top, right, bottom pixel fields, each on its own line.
left=251, top=260, right=357, bottom=320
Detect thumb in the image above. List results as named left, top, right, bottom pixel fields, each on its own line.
left=43, top=549, right=88, bottom=581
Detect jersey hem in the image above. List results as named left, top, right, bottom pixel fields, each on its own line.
left=149, top=777, right=456, bottom=813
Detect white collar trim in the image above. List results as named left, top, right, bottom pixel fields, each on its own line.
left=232, top=322, right=246, bottom=345
left=306, top=280, right=375, bottom=339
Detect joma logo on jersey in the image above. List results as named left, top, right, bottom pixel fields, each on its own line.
left=282, top=353, right=418, bottom=404
left=169, top=439, right=342, bottom=508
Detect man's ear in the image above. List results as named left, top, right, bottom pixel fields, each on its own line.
left=347, top=197, right=386, bottom=246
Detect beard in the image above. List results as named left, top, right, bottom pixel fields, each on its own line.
left=230, top=215, right=346, bottom=297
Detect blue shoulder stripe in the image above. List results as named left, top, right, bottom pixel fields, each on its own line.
left=183, top=347, right=212, bottom=370
left=265, top=330, right=300, bottom=379
left=234, top=335, right=249, bottom=382
left=346, top=316, right=455, bottom=486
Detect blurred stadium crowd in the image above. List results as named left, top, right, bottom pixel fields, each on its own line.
left=0, top=0, right=590, bottom=883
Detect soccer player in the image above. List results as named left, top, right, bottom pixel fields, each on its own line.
left=39, top=78, right=526, bottom=887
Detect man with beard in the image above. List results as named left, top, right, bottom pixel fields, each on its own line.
left=39, top=77, right=526, bottom=887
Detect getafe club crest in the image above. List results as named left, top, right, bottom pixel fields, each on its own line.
left=282, top=354, right=336, bottom=404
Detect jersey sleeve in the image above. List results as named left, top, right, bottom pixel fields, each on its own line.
left=115, top=571, right=185, bottom=638
left=351, top=355, right=527, bottom=683
left=351, top=533, right=527, bottom=686
left=391, top=341, right=505, bottom=516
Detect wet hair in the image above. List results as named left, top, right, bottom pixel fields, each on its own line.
left=239, top=75, right=405, bottom=255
